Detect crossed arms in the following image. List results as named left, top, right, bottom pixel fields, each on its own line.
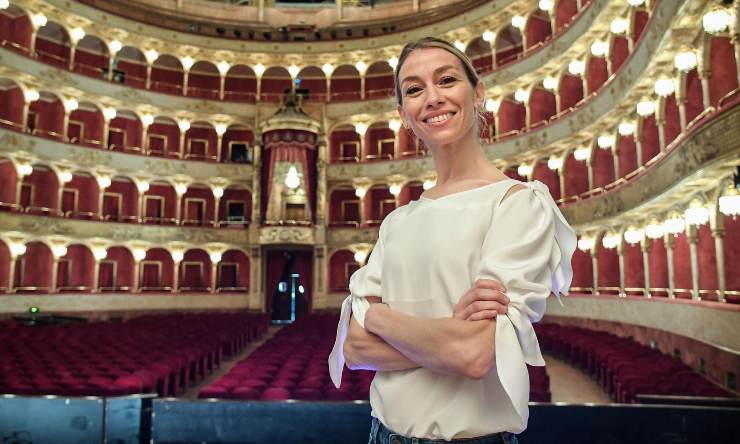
left=343, top=279, right=510, bottom=380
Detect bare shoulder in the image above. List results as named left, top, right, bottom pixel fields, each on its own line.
left=500, top=184, right=529, bottom=205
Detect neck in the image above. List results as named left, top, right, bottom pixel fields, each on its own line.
left=427, top=133, right=498, bottom=185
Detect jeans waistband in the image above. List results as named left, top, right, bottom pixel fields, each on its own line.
left=370, top=418, right=518, bottom=444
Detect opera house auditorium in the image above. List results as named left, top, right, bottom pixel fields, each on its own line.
left=0, top=0, right=738, bottom=442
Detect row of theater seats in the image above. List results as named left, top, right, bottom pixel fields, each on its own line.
left=199, top=314, right=372, bottom=401
left=535, top=323, right=736, bottom=403
left=199, top=314, right=552, bottom=402
left=0, top=312, right=268, bottom=397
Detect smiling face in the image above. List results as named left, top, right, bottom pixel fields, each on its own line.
left=396, top=47, right=484, bottom=150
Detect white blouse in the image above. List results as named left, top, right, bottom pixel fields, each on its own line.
left=328, top=179, right=576, bottom=440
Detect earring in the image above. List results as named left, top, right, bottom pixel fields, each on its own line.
left=402, top=121, right=409, bottom=129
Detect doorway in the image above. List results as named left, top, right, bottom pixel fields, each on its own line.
left=265, top=249, right=312, bottom=324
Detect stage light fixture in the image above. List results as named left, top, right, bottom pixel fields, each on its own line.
left=485, top=98, right=500, bottom=113
left=517, top=164, right=532, bottom=177
left=623, top=227, right=645, bottom=244
left=602, top=234, right=620, bottom=249
left=636, top=100, right=655, bottom=116
left=109, top=40, right=122, bottom=54
left=702, top=6, right=732, bottom=34
left=577, top=238, right=595, bottom=252
left=590, top=40, right=608, bottom=57
left=547, top=156, right=563, bottom=171
left=568, top=60, right=585, bottom=75
left=482, top=31, right=494, bottom=42
left=673, top=51, right=697, bottom=72
left=514, top=88, right=530, bottom=103
left=654, top=78, right=675, bottom=97
left=618, top=121, right=636, bottom=136
left=542, top=76, right=558, bottom=90
left=511, top=15, right=526, bottom=29
left=684, top=201, right=709, bottom=226
left=610, top=18, right=629, bottom=34
left=574, top=147, right=590, bottom=161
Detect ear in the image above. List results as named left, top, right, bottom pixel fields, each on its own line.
left=396, top=105, right=408, bottom=128
left=474, top=81, right=485, bottom=108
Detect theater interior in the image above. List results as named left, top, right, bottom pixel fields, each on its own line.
left=0, top=0, right=738, bottom=442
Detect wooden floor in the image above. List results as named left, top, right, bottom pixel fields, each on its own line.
left=543, top=352, right=612, bottom=404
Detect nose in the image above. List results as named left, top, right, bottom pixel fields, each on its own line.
left=425, top=89, right=445, bottom=108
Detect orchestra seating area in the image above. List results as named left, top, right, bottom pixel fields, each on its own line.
left=536, top=323, right=737, bottom=403
left=0, top=312, right=268, bottom=397
left=198, top=313, right=374, bottom=401
left=198, top=314, right=553, bottom=403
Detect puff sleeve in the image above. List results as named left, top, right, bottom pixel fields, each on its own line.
left=327, top=222, right=387, bottom=388
left=476, top=180, right=576, bottom=424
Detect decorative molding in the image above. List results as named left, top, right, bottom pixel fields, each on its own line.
left=0, top=212, right=250, bottom=248
left=31, top=0, right=516, bottom=54
left=545, top=295, right=740, bottom=353
left=0, top=293, right=250, bottom=314
left=563, top=104, right=740, bottom=229
left=326, top=227, right=379, bottom=247
left=0, top=128, right=253, bottom=185
left=259, top=226, right=315, bottom=245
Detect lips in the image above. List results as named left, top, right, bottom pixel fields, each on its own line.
left=423, top=112, right=456, bottom=125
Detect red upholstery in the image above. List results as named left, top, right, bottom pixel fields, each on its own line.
left=0, top=312, right=268, bottom=397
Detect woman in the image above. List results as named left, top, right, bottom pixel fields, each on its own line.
left=328, top=37, right=576, bottom=443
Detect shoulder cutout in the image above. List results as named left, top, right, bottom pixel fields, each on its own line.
left=499, top=184, right=528, bottom=206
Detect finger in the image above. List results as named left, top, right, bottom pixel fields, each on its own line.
left=475, top=279, right=507, bottom=292
left=470, top=301, right=508, bottom=315
left=459, top=301, right=507, bottom=321
left=472, top=289, right=510, bottom=304
left=467, top=310, right=500, bottom=321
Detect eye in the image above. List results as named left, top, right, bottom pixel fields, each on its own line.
left=440, top=76, right=458, bottom=85
left=405, top=85, right=422, bottom=95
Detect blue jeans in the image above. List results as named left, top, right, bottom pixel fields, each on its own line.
left=368, top=417, right=520, bottom=444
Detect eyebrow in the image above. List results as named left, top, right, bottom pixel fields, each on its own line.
left=400, top=64, right=460, bottom=86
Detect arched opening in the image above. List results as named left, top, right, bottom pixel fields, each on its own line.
left=100, top=246, right=135, bottom=292
left=330, top=64, right=361, bottom=101
left=224, top=64, right=257, bottom=102
left=184, top=121, right=218, bottom=161
left=103, top=177, right=138, bottom=223
left=219, top=250, right=249, bottom=292
left=494, top=25, right=523, bottom=67
left=113, top=47, right=147, bottom=88
left=222, top=124, right=255, bottom=163
left=28, top=91, right=65, bottom=140
left=180, top=249, right=211, bottom=292
left=365, top=61, right=394, bottom=99
left=142, top=181, right=177, bottom=225
left=147, top=116, right=180, bottom=158
left=34, top=21, right=70, bottom=68
left=365, top=185, right=394, bottom=226
left=140, top=248, right=174, bottom=292
left=62, top=171, right=99, bottom=220
left=219, top=186, right=252, bottom=227
left=74, top=34, right=109, bottom=77
left=365, top=122, right=395, bottom=161
left=109, top=109, right=144, bottom=153
left=68, top=101, right=104, bottom=147
left=261, top=66, right=292, bottom=103
left=0, top=5, right=33, bottom=53
left=188, top=61, right=220, bottom=99
left=466, top=36, right=493, bottom=74
left=329, top=186, right=359, bottom=227
left=329, top=250, right=357, bottom=291
left=182, top=184, right=216, bottom=227
left=329, top=124, right=360, bottom=163
left=296, top=66, right=326, bottom=102
left=150, top=54, right=184, bottom=95
left=0, top=78, right=25, bottom=131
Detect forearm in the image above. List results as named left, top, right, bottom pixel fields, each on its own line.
left=365, top=304, right=496, bottom=379
left=344, top=315, right=420, bottom=372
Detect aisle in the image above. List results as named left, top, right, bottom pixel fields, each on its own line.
left=182, top=325, right=283, bottom=399
left=543, top=352, right=612, bottom=404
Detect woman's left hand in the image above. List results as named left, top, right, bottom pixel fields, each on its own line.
left=453, top=279, right=509, bottom=321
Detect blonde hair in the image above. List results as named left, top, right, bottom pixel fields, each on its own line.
left=394, top=37, right=488, bottom=140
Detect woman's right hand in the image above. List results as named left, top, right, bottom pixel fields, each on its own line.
left=453, top=279, right=510, bottom=321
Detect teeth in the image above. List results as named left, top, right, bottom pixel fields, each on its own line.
left=427, top=113, right=452, bottom=124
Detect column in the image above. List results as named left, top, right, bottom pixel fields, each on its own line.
left=211, top=185, right=224, bottom=227
left=634, top=121, right=644, bottom=166
left=591, top=250, right=599, bottom=296
left=676, top=75, right=688, bottom=130
left=171, top=251, right=184, bottom=293
left=178, top=120, right=190, bottom=159
left=7, top=243, right=26, bottom=293
left=215, top=124, right=227, bottom=162
left=612, top=147, right=621, bottom=180
left=312, top=246, right=327, bottom=310
left=92, top=248, right=107, bottom=292
left=132, top=252, right=145, bottom=293
left=136, top=182, right=149, bottom=223
left=219, top=74, right=226, bottom=100
left=641, top=239, right=651, bottom=298
left=56, top=171, right=71, bottom=216
left=360, top=74, right=366, bottom=100
left=251, top=141, right=262, bottom=225
left=209, top=251, right=222, bottom=294
left=68, top=44, right=77, bottom=71
left=664, top=233, right=676, bottom=298
left=175, top=185, right=187, bottom=225
left=712, top=228, right=726, bottom=303
left=698, top=70, right=711, bottom=109
left=315, top=139, right=328, bottom=227
left=586, top=160, right=594, bottom=190
left=617, top=242, right=626, bottom=297
left=96, top=176, right=111, bottom=219
left=248, top=246, right=263, bottom=311
left=182, top=69, right=190, bottom=95
left=325, top=77, right=332, bottom=102
left=687, top=225, right=700, bottom=300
